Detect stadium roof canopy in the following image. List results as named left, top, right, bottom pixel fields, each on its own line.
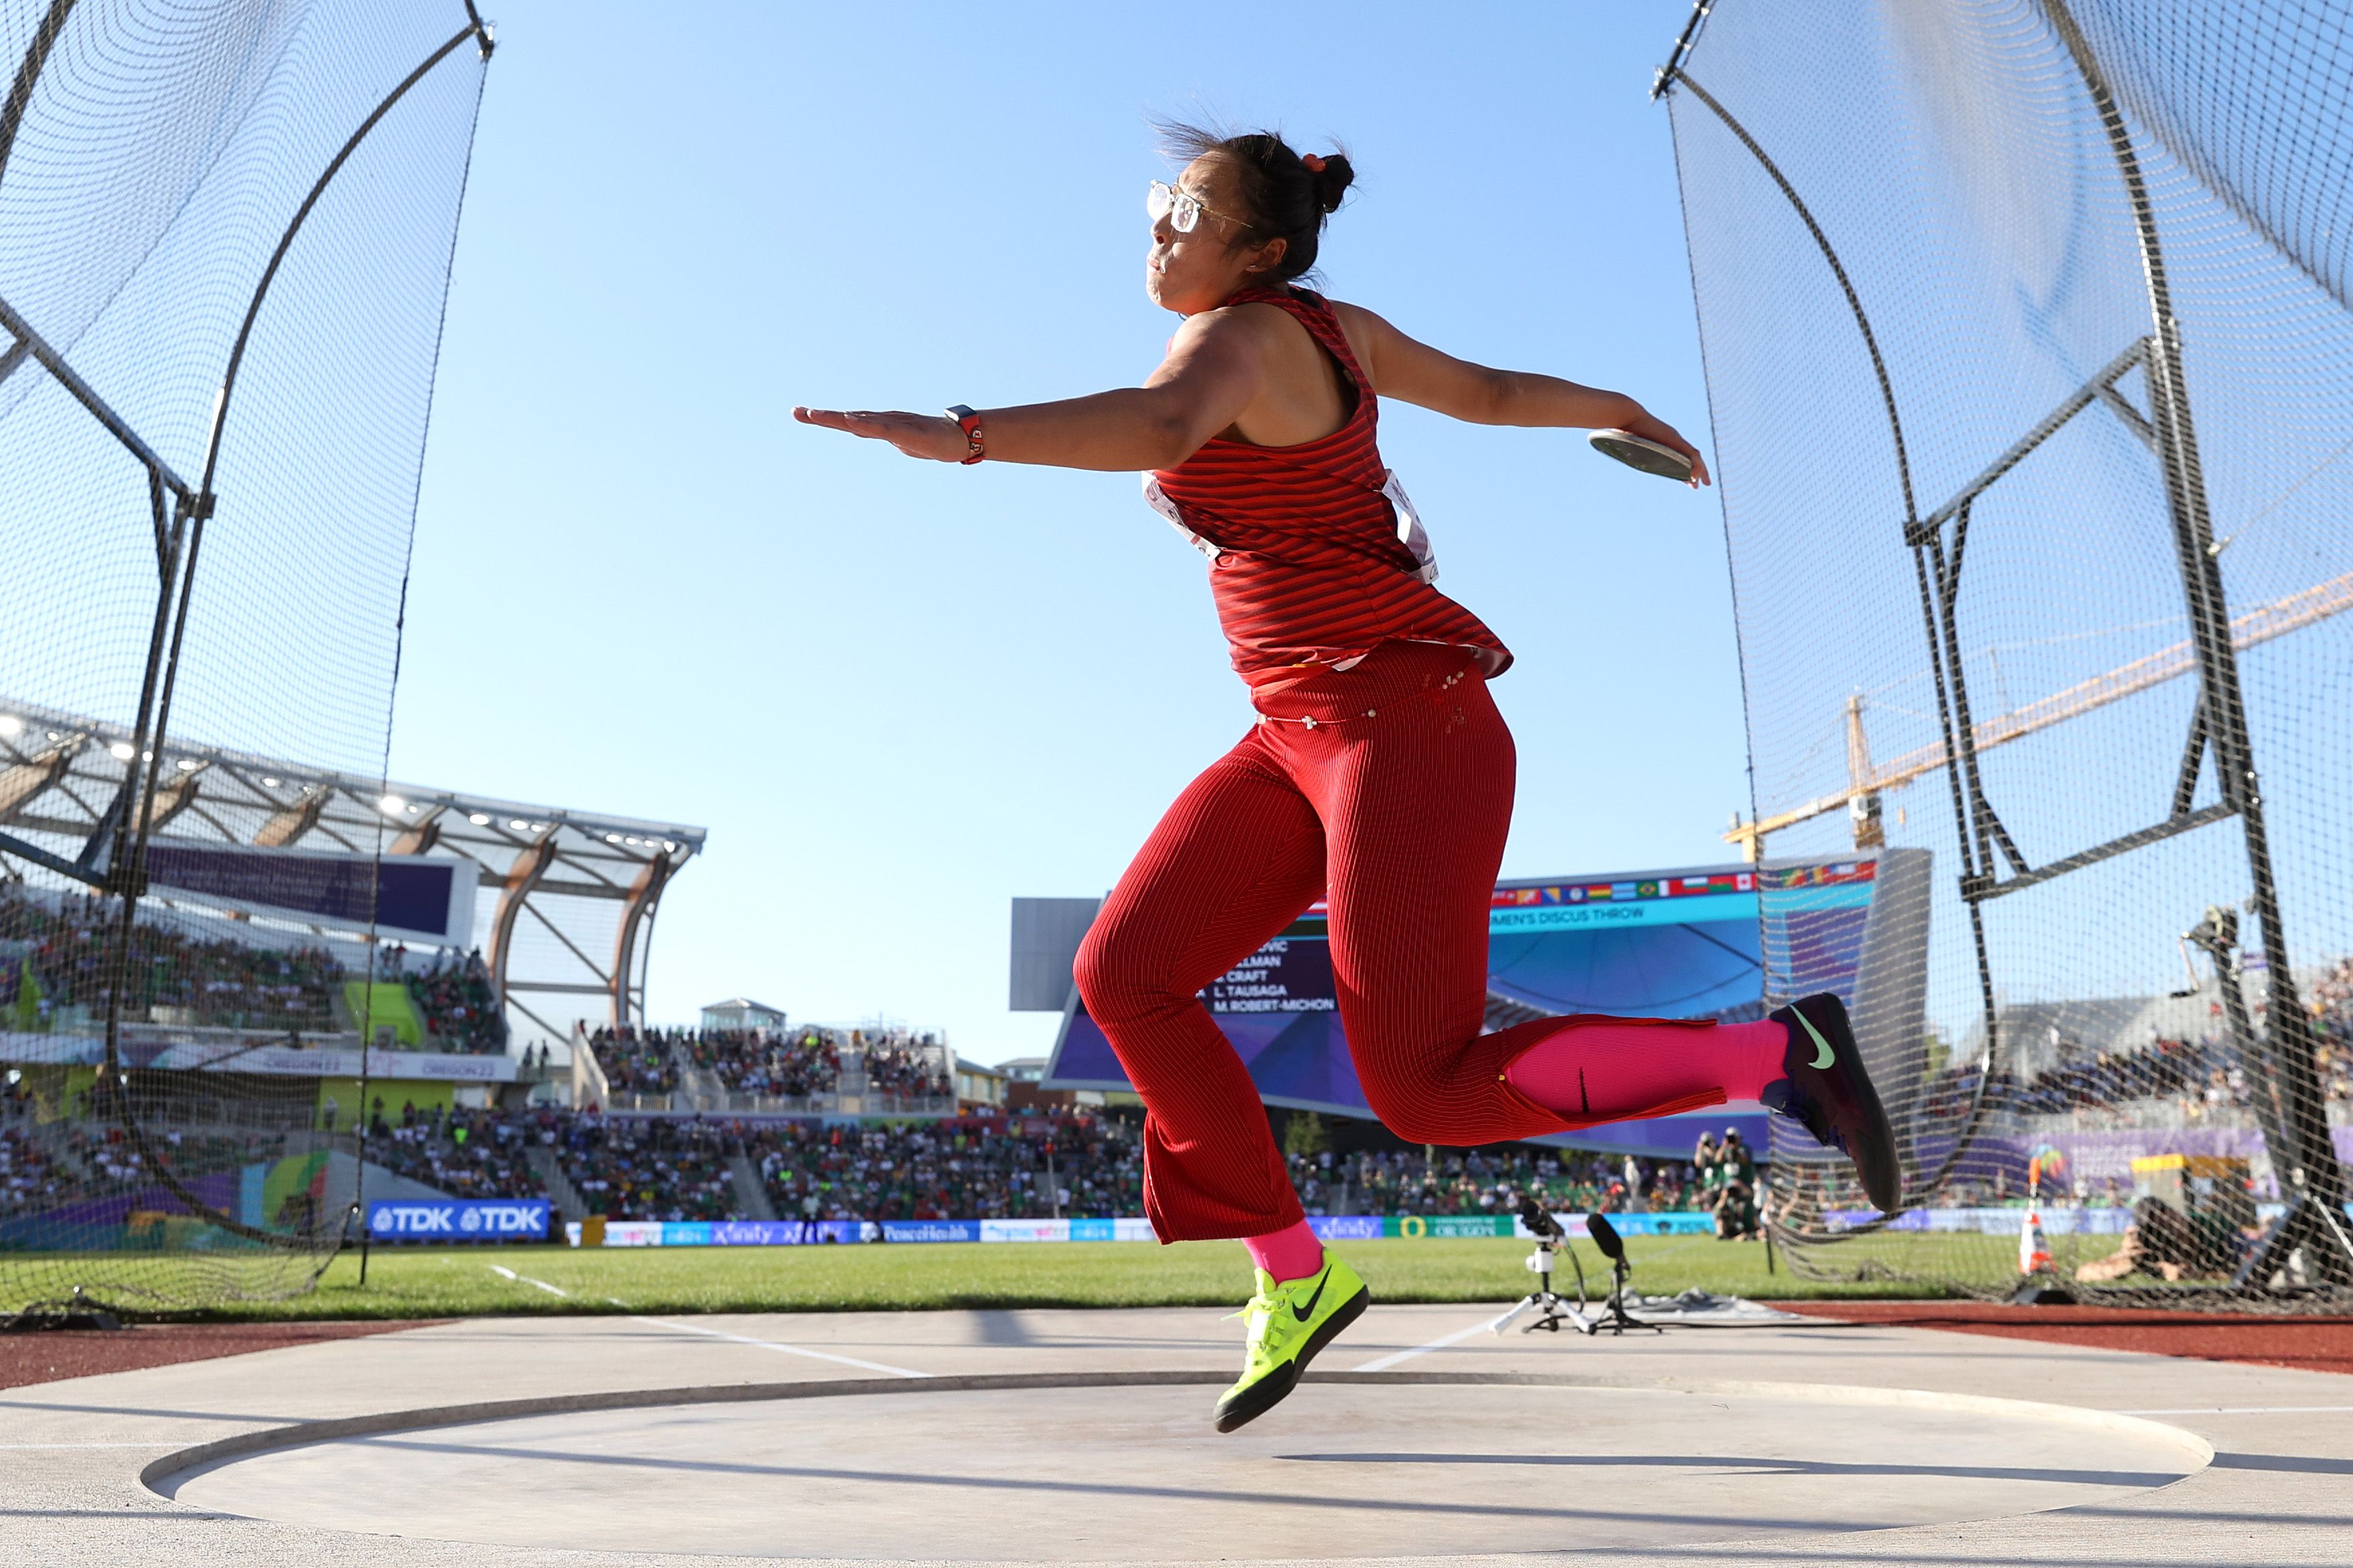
left=0, top=697, right=705, bottom=1050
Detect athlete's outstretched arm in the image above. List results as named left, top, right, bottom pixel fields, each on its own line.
left=1333, top=302, right=1711, bottom=486
left=794, top=311, right=1264, bottom=471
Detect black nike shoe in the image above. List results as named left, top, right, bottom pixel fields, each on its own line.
left=1761, top=993, right=1902, bottom=1214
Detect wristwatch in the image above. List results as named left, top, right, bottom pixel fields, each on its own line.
left=945, top=405, right=986, bottom=465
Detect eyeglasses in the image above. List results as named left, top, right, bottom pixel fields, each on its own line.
left=1148, top=179, right=1252, bottom=236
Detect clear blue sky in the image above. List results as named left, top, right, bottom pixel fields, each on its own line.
left=390, top=1, right=1751, bottom=1068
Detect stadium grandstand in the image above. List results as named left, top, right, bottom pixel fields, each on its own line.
left=574, top=1019, right=955, bottom=1117
left=312, top=1097, right=1747, bottom=1231
left=0, top=694, right=717, bottom=1304
left=1, top=695, right=707, bottom=1073
left=13, top=707, right=2340, bottom=1273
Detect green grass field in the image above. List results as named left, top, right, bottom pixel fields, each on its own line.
left=136, top=1232, right=1977, bottom=1322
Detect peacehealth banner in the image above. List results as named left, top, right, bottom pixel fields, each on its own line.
left=368, top=1198, right=550, bottom=1241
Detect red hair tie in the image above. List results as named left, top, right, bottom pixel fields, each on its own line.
left=1302, top=153, right=1327, bottom=172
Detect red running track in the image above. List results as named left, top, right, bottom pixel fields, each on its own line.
left=0, top=1320, right=437, bottom=1389
left=1778, top=1301, right=2353, bottom=1378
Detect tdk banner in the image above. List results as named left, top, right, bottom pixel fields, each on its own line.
left=366, top=1199, right=551, bottom=1240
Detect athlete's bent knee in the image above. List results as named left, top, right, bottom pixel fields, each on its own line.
left=1362, top=1082, right=1459, bottom=1147
left=1073, top=921, right=1179, bottom=1028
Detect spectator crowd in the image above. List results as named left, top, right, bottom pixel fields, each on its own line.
left=27, top=947, right=2353, bottom=1234
left=586, top=1026, right=682, bottom=1094
left=2, top=1086, right=1790, bottom=1234
left=555, top=1114, right=741, bottom=1222
left=0, top=1088, right=284, bottom=1216
left=2, top=885, right=340, bottom=1032
left=687, top=1027, right=839, bottom=1098
left=375, top=1102, right=544, bottom=1200
left=1918, top=1015, right=2353, bottom=1137
left=584, top=1023, right=953, bottom=1107
left=1290, top=1143, right=1725, bottom=1220
left=756, top=1116, right=1141, bottom=1222
left=860, top=1034, right=953, bottom=1101
left=2303, top=956, right=2353, bottom=1103
left=0, top=886, right=526, bottom=1055
left=0, top=1090, right=61, bottom=1214
left=392, top=947, right=507, bottom=1054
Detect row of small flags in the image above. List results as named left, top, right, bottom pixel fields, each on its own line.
left=1491, top=872, right=1757, bottom=909
left=1485, top=861, right=1882, bottom=911
left=1292, top=861, right=1885, bottom=920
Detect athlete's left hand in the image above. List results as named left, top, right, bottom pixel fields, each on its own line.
left=1621, top=411, right=1711, bottom=488
left=793, top=406, right=967, bottom=461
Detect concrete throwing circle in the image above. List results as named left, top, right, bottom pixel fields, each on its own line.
left=154, top=1371, right=2210, bottom=1561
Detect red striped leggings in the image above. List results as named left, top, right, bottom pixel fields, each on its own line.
left=1075, top=642, right=1737, bottom=1242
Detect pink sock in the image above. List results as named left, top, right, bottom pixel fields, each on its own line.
left=1243, top=1218, right=1325, bottom=1283
left=1505, top=1018, right=1789, bottom=1122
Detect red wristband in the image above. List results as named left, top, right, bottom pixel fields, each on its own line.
left=945, top=405, right=986, bottom=465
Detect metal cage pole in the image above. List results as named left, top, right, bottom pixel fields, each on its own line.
left=79, top=13, right=496, bottom=1253
left=2044, top=1, right=2350, bottom=1263
left=1662, top=72, right=2002, bottom=1221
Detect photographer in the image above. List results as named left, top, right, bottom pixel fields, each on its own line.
left=1713, top=1127, right=1759, bottom=1241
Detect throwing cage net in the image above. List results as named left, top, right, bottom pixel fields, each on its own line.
left=1661, top=0, right=2353, bottom=1307
left=0, top=1, right=490, bottom=1315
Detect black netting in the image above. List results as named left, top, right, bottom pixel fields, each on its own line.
left=0, top=1, right=488, bottom=1315
left=1664, top=0, right=2353, bottom=1307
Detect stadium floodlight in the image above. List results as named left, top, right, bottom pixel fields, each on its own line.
left=176, top=758, right=198, bottom=770
left=379, top=794, right=405, bottom=813
left=509, top=818, right=529, bottom=832
left=108, top=741, right=135, bottom=760
left=0, top=715, right=19, bottom=736
left=262, top=776, right=281, bottom=786
left=469, top=812, right=490, bottom=825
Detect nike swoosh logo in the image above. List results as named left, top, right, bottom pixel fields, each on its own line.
left=1795, top=1011, right=1836, bottom=1070
left=1292, top=1265, right=1331, bottom=1322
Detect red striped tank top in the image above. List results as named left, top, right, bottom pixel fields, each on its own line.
left=1144, top=285, right=1512, bottom=689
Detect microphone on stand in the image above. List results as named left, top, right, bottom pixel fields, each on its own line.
left=1487, top=1192, right=1587, bottom=1335
left=1585, top=1208, right=1662, bottom=1336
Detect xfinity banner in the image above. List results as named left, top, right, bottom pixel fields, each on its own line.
left=368, top=1198, right=549, bottom=1241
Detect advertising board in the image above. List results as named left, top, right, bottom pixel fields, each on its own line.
left=366, top=1198, right=549, bottom=1241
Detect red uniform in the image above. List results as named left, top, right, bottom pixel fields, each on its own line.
left=1142, top=285, right=1509, bottom=689
left=1079, top=285, right=1779, bottom=1242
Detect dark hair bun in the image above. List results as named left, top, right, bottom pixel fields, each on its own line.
left=1154, top=121, right=1357, bottom=283
left=1308, top=153, right=1354, bottom=215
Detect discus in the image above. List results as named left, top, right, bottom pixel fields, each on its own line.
left=1589, top=428, right=1695, bottom=482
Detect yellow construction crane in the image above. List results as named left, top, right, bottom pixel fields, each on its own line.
left=1725, top=571, right=2353, bottom=861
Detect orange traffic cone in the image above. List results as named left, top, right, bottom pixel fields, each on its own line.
left=2019, top=1206, right=2052, bottom=1275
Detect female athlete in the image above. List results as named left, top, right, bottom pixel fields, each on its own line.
left=797, top=127, right=1900, bottom=1431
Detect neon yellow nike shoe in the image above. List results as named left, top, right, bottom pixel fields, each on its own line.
left=1213, top=1253, right=1369, bottom=1433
